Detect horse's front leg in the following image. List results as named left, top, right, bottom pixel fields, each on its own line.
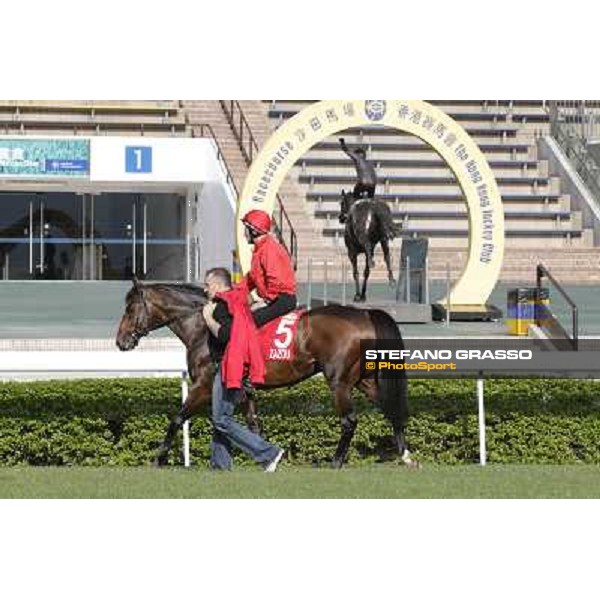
left=154, top=366, right=213, bottom=467
left=350, top=252, right=362, bottom=303
left=360, top=253, right=371, bottom=302
left=381, top=238, right=395, bottom=286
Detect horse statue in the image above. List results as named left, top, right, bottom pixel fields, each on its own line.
left=116, top=279, right=419, bottom=470
left=340, top=190, right=399, bottom=303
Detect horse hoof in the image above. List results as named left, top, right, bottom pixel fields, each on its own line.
left=400, top=449, right=421, bottom=470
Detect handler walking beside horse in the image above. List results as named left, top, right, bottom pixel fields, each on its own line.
left=116, top=279, right=417, bottom=470
left=202, top=267, right=285, bottom=472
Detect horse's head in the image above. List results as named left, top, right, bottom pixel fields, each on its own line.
left=339, top=189, right=354, bottom=224
left=116, top=278, right=161, bottom=351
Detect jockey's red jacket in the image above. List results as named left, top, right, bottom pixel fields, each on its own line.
left=242, top=234, right=296, bottom=302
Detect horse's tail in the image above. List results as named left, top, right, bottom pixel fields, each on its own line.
left=368, top=309, right=409, bottom=430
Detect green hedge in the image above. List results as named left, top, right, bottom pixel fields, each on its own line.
left=1, top=377, right=600, bottom=466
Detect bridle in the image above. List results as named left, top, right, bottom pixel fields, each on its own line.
left=129, top=286, right=204, bottom=344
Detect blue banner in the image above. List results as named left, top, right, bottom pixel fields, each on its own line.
left=0, top=138, right=90, bottom=178
left=43, top=158, right=89, bottom=173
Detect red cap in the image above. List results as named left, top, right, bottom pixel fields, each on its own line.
left=242, top=209, right=272, bottom=234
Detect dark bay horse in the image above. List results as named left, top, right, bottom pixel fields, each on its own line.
left=115, top=279, right=418, bottom=469
left=340, top=190, right=398, bottom=302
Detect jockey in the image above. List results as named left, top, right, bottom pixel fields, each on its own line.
left=340, top=138, right=377, bottom=200
left=239, top=209, right=297, bottom=328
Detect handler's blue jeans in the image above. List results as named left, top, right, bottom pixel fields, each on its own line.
left=210, top=366, right=281, bottom=470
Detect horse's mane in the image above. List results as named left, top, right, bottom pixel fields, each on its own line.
left=128, top=282, right=208, bottom=308
left=152, top=283, right=208, bottom=305
left=155, top=283, right=207, bottom=297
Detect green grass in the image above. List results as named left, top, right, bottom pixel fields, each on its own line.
left=2, top=464, right=600, bottom=498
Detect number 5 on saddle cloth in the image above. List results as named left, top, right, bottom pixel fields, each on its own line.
left=258, top=309, right=306, bottom=362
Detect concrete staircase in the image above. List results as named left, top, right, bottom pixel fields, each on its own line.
left=180, top=100, right=600, bottom=283
left=260, top=100, right=598, bottom=282
left=237, top=101, right=341, bottom=277
left=424, top=247, right=600, bottom=283
left=182, top=101, right=339, bottom=279
left=181, top=100, right=249, bottom=192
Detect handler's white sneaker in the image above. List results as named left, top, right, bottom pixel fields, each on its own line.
left=264, top=449, right=285, bottom=473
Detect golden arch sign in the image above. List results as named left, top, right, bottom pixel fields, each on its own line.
left=238, top=100, right=505, bottom=310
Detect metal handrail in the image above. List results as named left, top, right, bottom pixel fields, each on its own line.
left=193, top=123, right=240, bottom=202
left=219, top=100, right=298, bottom=268
left=549, top=100, right=600, bottom=142
left=548, top=101, right=600, bottom=208
left=536, top=263, right=578, bottom=350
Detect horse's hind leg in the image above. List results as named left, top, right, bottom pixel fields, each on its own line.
left=358, top=377, right=419, bottom=468
left=394, top=427, right=418, bottom=467
left=331, top=382, right=358, bottom=469
left=240, top=388, right=262, bottom=436
left=154, top=370, right=212, bottom=467
left=365, top=242, right=375, bottom=269
left=350, top=252, right=362, bottom=302
left=386, top=376, right=420, bottom=469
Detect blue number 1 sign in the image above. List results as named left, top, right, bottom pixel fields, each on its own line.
left=125, top=146, right=152, bottom=173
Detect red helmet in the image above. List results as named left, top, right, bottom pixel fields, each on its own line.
left=242, top=209, right=272, bottom=234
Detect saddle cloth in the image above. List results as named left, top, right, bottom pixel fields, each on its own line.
left=258, top=309, right=306, bottom=362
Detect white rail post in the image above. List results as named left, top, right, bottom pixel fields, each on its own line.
left=324, top=260, right=328, bottom=306
left=446, top=262, right=451, bottom=327
left=181, top=371, right=190, bottom=467
left=477, top=378, right=486, bottom=466
left=342, top=256, right=347, bottom=306
left=405, top=256, right=411, bottom=303
left=307, top=257, right=313, bottom=309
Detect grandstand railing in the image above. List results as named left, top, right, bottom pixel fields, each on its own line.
left=549, top=101, right=600, bottom=142
left=0, top=100, right=186, bottom=136
left=219, top=100, right=298, bottom=268
left=194, top=123, right=239, bottom=202
left=548, top=101, right=600, bottom=207
left=536, top=263, right=579, bottom=350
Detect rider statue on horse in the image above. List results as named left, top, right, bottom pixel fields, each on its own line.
left=340, top=137, right=377, bottom=201
left=338, top=139, right=400, bottom=301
